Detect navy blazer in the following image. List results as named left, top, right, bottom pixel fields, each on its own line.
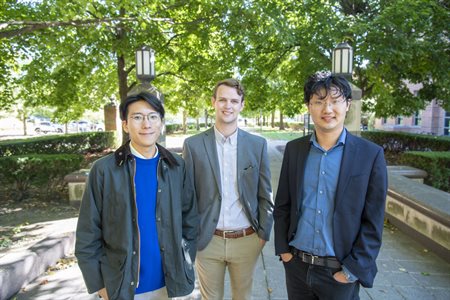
left=274, top=132, right=387, bottom=288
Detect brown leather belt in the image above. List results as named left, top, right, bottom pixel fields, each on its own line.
left=214, top=227, right=255, bottom=239
left=290, top=247, right=341, bottom=268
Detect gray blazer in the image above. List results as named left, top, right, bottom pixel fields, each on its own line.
left=183, top=127, right=273, bottom=251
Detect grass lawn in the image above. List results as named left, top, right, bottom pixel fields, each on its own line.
left=258, top=129, right=304, bottom=141
left=167, top=127, right=305, bottom=141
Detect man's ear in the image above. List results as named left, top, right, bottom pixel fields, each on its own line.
left=346, top=100, right=352, bottom=112
left=122, top=120, right=129, bottom=133
left=211, top=97, right=216, bottom=107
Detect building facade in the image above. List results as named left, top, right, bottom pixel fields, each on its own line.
left=373, top=84, right=450, bottom=136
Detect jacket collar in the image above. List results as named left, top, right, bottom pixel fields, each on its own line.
left=114, top=140, right=179, bottom=167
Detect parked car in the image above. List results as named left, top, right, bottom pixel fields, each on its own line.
left=34, top=121, right=63, bottom=134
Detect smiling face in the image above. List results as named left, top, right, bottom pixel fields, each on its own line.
left=122, top=100, right=162, bottom=156
left=212, top=84, right=244, bottom=127
left=307, top=87, right=351, bottom=135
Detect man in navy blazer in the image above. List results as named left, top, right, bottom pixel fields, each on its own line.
left=274, top=72, right=387, bottom=299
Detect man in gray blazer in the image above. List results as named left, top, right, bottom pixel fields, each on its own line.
left=183, top=78, right=273, bottom=300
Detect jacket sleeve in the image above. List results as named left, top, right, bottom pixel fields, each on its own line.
left=257, top=139, right=274, bottom=241
left=181, top=141, right=199, bottom=261
left=341, top=147, right=388, bottom=287
left=74, top=163, right=105, bottom=294
left=273, top=141, right=293, bottom=255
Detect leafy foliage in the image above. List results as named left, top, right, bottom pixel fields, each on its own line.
left=0, top=131, right=117, bottom=156
left=400, top=151, right=450, bottom=192
left=1, top=0, right=448, bottom=123
left=0, top=154, right=84, bottom=201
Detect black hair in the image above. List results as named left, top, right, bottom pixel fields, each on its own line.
left=119, top=91, right=165, bottom=121
left=303, top=71, right=352, bottom=104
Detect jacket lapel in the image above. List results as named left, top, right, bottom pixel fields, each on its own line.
left=237, top=129, right=246, bottom=196
left=203, top=128, right=222, bottom=194
left=335, top=132, right=357, bottom=206
left=296, top=137, right=311, bottom=209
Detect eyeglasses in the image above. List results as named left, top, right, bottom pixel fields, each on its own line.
left=129, top=113, right=161, bottom=123
left=310, top=98, right=347, bottom=109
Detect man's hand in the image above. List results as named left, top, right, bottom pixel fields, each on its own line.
left=259, top=238, right=266, bottom=247
left=280, top=252, right=293, bottom=263
left=98, top=288, right=109, bottom=300
left=333, top=271, right=350, bottom=283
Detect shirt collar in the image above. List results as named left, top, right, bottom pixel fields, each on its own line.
left=129, top=142, right=159, bottom=159
left=214, top=126, right=238, bottom=146
left=310, top=128, right=347, bottom=149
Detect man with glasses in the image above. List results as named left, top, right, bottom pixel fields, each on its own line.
left=274, top=72, right=387, bottom=299
left=183, top=78, right=273, bottom=299
left=76, top=91, right=198, bottom=300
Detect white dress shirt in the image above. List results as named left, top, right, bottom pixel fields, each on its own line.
left=214, top=127, right=251, bottom=230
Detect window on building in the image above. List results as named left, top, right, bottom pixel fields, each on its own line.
left=396, top=116, right=403, bottom=125
left=413, top=111, right=422, bottom=126
left=444, top=111, right=450, bottom=136
left=382, top=117, right=387, bottom=124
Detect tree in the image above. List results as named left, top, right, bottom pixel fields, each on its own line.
left=1, top=0, right=448, bottom=129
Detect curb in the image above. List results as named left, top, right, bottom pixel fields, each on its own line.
left=0, top=232, right=75, bottom=300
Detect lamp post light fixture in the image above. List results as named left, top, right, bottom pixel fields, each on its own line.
left=332, top=42, right=353, bottom=78
left=136, top=46, right=155, bottom=84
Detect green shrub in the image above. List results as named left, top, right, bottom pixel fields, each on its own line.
left=288, top=123, right=304, bottom=131
left=361, top=131, right=450, bottom=165
left=165, top=124, right=182, bottom=134
left=0, top=154, right=84, bottom=201
left=0, top=131, right=117, bottom=157
left=399, top=151, right=450, bottom=193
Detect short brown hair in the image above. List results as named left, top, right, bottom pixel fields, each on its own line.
left=212, top=78, right=245, bottom=102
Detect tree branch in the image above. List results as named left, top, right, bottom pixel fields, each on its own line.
left=0, top=17, right=173, bottom=39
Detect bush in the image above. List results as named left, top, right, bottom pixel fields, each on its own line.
left=400, top=151, right=450, bottom=193
left=288, top=123, right=304, bottom=131
left=361, top=131, right=450, bottom=164
left=165, top=124, right=182, bottom=134
left=0, top=154, right=84, bottom=201
left=0, top=131, right=117, bottom=157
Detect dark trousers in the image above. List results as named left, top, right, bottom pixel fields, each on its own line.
left=283, top=256, right=360, bottom=300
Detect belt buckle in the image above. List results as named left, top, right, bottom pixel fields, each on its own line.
left=302, top=252, right=319, bottom=265
left=222, top=230, right=234, bottom=239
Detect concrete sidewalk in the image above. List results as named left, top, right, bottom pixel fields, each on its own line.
left=5, top=138, right=450, bottom=299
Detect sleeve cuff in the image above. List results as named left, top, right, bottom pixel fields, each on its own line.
left=342, top=265, right=358, bottom=282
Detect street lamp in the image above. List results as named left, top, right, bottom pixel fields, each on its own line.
left=332, top=42, right=353, bottom=78
left=136, top=46, right=155, bottom=84
left=332, top=42, right=362, bottom=135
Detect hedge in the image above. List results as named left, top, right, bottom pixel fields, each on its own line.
left=400, top=151, right=450, bottom=193
left=0, top=154, right=84, bottom=201
left=0, top=131, right=117, bottom=156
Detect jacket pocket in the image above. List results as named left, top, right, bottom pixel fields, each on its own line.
left=181, top=238, right=194, bottom=284
left=101, top=252, right=127, bottom=299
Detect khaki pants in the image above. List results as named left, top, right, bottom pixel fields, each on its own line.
left=134, top=287, right=170, bottom=300
left=196, top=233, right=263, bottom=300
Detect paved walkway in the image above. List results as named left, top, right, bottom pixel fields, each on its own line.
left=6, top=137, right=450, bottom=299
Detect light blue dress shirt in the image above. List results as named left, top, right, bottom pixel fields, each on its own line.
left=290, top=129, right=357, bottom=281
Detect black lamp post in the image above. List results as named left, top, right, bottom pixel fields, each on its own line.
left=332, top=42, right=353, bottom=78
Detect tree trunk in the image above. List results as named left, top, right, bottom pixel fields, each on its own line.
left=271, top=111, right=275, bottom=128
left=117, top=7, right=128, bottom=144
left=182, top=110, right=187, bottom=134
left=22, top=116, right=27, bottom=136
left=279, top=110, right=285, bottom=130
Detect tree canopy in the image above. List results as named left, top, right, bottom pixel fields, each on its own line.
left=1, top=0, right=448, bottom=123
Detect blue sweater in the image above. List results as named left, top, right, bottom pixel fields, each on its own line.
left=134, top=154, right=165, bottom=294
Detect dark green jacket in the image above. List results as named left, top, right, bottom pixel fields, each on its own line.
left=75, top=142, right=198, bottom=299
